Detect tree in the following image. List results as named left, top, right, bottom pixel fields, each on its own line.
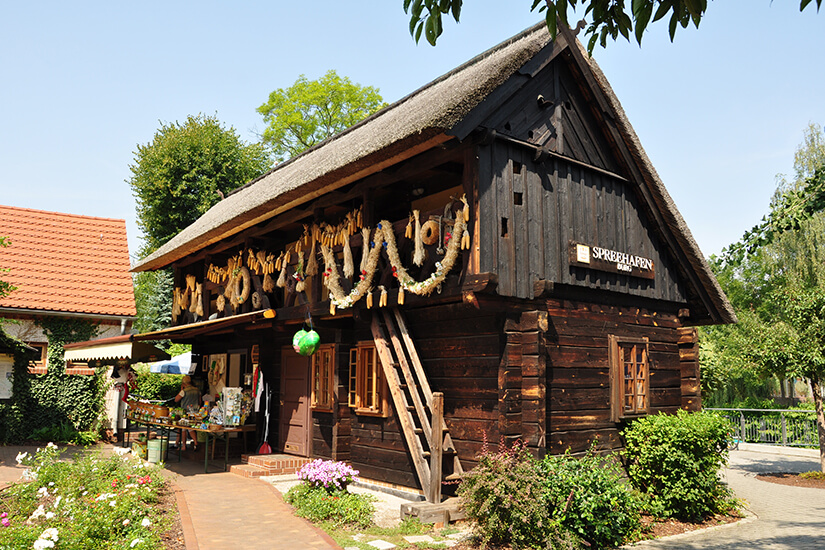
left=703, top=125, right=825, bottom=470
left=128, top=114, right=270, bottom=333
left=257, top=70, right=385, bottom=164
left=404, top=0, right=822, bottom=53
left=0, top=237, right=15, bottom=300
left=129, top=114, right=271, bottom=253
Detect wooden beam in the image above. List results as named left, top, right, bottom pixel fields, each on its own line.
left=428, top=392, right=444, bottom=504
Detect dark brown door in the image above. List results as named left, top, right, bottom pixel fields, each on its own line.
left=279, top=348, right=311, bottom=456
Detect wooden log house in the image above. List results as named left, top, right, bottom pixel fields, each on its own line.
left=131, top=23, right=736, bottom=495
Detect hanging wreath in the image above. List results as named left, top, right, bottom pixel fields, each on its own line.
left=323, top=198, right=469, bottom=310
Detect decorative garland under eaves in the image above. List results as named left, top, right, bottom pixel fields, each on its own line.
left=322, top=200, right=469, bottom=311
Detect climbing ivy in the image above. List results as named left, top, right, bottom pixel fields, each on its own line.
left=0, top=317, right=106, bottom=443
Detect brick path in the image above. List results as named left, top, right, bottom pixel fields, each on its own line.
left=0, top=444, right=340, bottom=550
left=628, top=448, right=825, bottom=549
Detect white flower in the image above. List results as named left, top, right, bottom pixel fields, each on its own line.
left=114, top=447, right=131, bottom=456
left=141, top=517, right=151, bottom=527
left=46, top=442, right=57, bottom=450
left=16, top=451, right=29, bottom=464
left=123, top=519, right=131, bottom=526
left=47, top=482, right=54, bottom=487
left=33, top=539, right=55, bottom=550
left=53, top=496, right=62, bottom=509
left=29, top=504, right=46, bottom=520
left=37, top=487, right=49, bottom=497
left=130, top=538, right=144, bottom=548
left=41, top=527, right=59, bottom=540
left=44, top=512, right=54, bottom=520
left=82, top=491, right=89, bottom=496
left=109, top=500, right=117, bottom=507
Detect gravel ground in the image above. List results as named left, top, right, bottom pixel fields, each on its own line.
left=261, top=474, right=421, bottom=528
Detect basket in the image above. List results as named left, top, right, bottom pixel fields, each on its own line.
left=207, top=424, right=223, bottom=432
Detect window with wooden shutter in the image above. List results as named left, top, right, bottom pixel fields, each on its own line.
left=348, top=342, right=389, bottom=416
left=311, top=344, right=336, bottom=412
left=609, top=335, right=650, bottom=421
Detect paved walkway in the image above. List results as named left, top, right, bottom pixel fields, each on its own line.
left=629, top=447, right=825, bottom=549
left=0, top=443, right=340, bottom=550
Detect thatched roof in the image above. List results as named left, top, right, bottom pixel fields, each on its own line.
left=132, top=22, right=734, bottom=324
left=133, top=24, right=551, bottom=273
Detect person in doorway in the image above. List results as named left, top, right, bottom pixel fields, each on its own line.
left=175, top=376, right=201, bottom=450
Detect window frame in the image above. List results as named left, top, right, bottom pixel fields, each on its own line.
left=310, top=344, right=336, bottom=412
left=609, top=335, right=650, bottom=422
left=348, top=342, right=389, bottom=417
left=26, top=342, right=48, bottom=374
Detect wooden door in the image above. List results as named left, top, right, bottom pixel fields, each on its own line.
left=279, top=348, right=311, bottom=456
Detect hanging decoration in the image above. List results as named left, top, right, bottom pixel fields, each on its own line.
left=413, top=209, right=425, bottom=266
left=321, top=196, right=470, bottom=311
left=195, top=200, right=470, bottom=316
left=292, top=316, right=320, bottom=357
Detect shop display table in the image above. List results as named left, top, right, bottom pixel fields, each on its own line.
left=124, top=415, right=255, bottom=473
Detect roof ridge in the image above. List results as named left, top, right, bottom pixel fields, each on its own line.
left=0, top=204, right=127, bottom=224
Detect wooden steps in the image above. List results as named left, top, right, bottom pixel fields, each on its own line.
left=370, top=308, right=464, bottom=503
left=229, top=453, right=311, bottom=478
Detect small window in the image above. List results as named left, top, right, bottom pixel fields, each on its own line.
left=348, top=342, right=389, bottom=416
left=609, top=336, right=649, bottom=421
left=27, top=342, right=48, bottom=374
left=311, top=345, right=336, bottom=412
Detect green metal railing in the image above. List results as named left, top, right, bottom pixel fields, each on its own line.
left=706, top=408, right=818, bottom=448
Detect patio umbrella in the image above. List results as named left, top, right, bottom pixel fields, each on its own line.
left=148, top=352, right=195, bottom=374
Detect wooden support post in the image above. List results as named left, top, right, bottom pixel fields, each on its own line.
left=429, top=392, right=444, bottom=504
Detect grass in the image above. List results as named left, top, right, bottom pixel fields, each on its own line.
left=324, top=517, right=464, bottom=549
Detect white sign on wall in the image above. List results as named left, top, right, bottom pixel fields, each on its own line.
left=0, top=355, right=13, bottom=399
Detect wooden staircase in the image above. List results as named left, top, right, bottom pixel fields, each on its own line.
left=370, top=308, right=463, bottom=502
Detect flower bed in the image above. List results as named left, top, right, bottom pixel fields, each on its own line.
left=0, top=443, right=175, bottom=549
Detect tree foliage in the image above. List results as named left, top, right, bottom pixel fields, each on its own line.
left=0, top=236, right=15, bottom=300
left=703, top=123, right=825, bottom=470
left=404, top=0, right=822, bottom=53
left=257, top=70, right=385, bottom=164
left=129, top=113, right=271, bottom=254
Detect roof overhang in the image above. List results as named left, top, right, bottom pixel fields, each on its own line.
left=63, top=335, right=170, bottom=365
left=132, top=309, right=276, bottom=343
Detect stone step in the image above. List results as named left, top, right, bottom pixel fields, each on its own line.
left=229, top=463, right=268, bottom=478
left=234, top=453, right=311, bottom=477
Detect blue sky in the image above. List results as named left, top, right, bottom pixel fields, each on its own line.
left=1, top=1, right=822, bottom=260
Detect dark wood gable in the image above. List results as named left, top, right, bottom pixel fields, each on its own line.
left=463, top=48, right=687, bottom=305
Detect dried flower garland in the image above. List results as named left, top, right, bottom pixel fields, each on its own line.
left=322, top=199, right=469, bottom=310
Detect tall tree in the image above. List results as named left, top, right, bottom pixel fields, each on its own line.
left=129, top=114, right=271, bottom=253
left=404, top=0, right=822, bottom=53
left=0, top=237, right=14, bottom=300
left=257, top=70, right=385, bottom=164
left=128, top=114, right=270, bottom=333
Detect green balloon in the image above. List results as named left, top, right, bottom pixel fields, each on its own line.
left=292, top=329, right=307, bottom=354
left=298, top=330, right=320, bottom=356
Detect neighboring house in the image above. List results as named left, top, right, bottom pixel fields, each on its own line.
left=130, top=23, right=734, bottom=497
left=0, top=205, right=137, bottom=375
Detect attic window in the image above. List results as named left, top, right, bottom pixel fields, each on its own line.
left=514, top=192, right=523, bottom=206
left=512, top=161, right=523, bottom=175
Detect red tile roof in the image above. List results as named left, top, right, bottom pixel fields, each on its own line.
left=0, top=205, right=136, bottom=317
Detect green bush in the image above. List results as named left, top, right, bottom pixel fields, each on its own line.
left=458, top=439, right=579, bottom=549
left=285, top=484, right=375, bottom=528
left=541, top=450, right=642, bottom=548
left=133, top=365, right=182, bottom=402
left=622, top=410, right=736, bottom=521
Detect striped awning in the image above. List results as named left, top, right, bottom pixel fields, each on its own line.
left=64, top=335, right=169, bottom=365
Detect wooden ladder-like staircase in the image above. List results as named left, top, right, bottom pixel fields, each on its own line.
left=370, top=307, right=463, bottom=503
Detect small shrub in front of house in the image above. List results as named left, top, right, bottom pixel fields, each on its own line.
left=622, top=409, right=736, bottom=521
left=458, top=439, right=581, bottom=549
left=540, top=448, right=643, bottom=548
left=285, top=459, right=374, bottom=528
